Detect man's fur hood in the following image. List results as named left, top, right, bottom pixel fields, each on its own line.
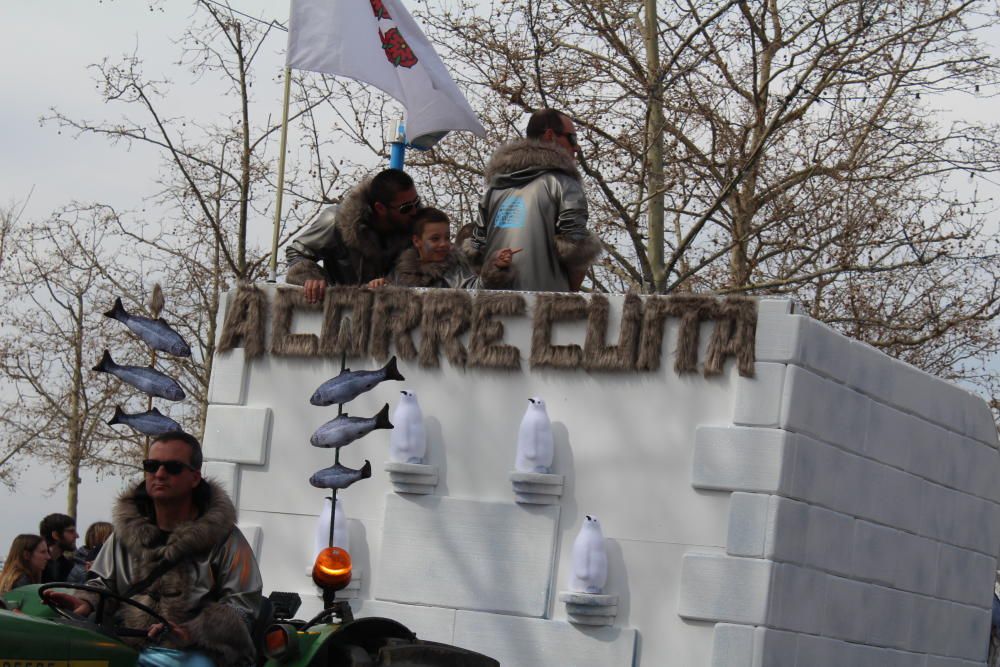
left=114, top=478, right=236, bottom=563
left=334, top=179, right=410, bottom=263
left=485, top=138, right=581, bottom=186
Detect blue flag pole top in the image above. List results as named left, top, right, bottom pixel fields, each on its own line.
left=389, top=118, right=407, bottom=170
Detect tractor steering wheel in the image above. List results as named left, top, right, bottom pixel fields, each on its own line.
left=38, top=581, right=172, bottom=638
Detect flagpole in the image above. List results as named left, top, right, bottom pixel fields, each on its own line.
left=389, top=117, right=406, bottom=170
left=269, top=66, right=294, bottom=282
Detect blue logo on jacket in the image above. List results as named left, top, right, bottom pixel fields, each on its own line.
left=495, top=196, right=526, bottom=229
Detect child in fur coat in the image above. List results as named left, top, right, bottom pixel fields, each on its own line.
left=371, top=207, right=518, bottom=289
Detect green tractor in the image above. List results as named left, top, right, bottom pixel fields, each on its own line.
left=1, top=583, right=499, bottom=666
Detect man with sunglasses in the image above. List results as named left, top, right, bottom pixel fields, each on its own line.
left=470, top=108, right=601, bottom=292
left=287, top=168, right=422, bottom=303
left=45, top=431, right=262, bottom=665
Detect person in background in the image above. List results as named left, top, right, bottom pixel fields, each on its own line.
left=380, top=207, right=518, bottom=289
left=286, top=168, right=422, bottom=303
left=472, top=108, right=601, bottom=292
left=39, top=512, right=81, bottom=583
left=0, top=534, right=50, bottom=594
left=69, top=520, right=113, bottom=582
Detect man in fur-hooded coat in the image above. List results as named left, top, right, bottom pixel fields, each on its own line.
left=286, top=169, right=420, bottom=298
left=63, top=433, right=263, bottom=665
left=471, top=109, right=602, bottom=292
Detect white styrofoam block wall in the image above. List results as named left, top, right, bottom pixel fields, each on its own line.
left=822, top=575, right=868, bottom=642
left=212, top=286, right=999, bottom=667
left=239, top=523, right=262, bottom=557
left=678, top=553, right=775, bottom=625
left=202, top=404, right=272, bottom=464
left=946, top=601, right=991, bottom=662
left=862, top=584, right=913, bottom=649
left=851, top=520, right=897, bottom=587
left=780, top=365, right=870, bottom=452
left=732, top=362, right=786, bottom=428
left=375, top=495, right=559, bottom=617
left=727, top=493, right=770, bottom=558
left=207, top=347, right=248, bottom=405
left=892, top=530, right=940, bottom=597
left=766, top=563, right=827, bottom=634
left=727, top=493, right=810, bottom=564
left=201, top=460, right=239, bottom=506
left=937, top=544, right=996, bottom=608
left=692, top=427, right=794, bottom=493
left=805, top=506, right=854, bottom=577
left=711, top=623, right=755, bottom=667
left=754, top=304, right=997, bottom=449
left=710, top=624, right=799, bottom=667
left=452, top=610, right=637, bottom=667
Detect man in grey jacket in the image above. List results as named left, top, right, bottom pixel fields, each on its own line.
left=46, top=431, right=263, bottom=666
left=286, top=169, right=421, bottom=303
left=471, top=109, right=601, bottom=292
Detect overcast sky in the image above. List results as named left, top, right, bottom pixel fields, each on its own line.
left=0, top=0, right=297, bottom=545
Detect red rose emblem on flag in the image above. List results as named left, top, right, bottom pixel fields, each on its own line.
left=379, top=28, right=418, bottom=68
left=369, top=0, right=392, bottom=20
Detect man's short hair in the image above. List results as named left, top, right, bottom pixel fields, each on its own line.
left=526, top=109, right=569, bottom=140
left=39, top=513, right=75, bottom=544
left=411, top=207, right=451, bottom=238
left=151, top=430, right=204, bottom=470
left=368, top=169, right=415, bottom=207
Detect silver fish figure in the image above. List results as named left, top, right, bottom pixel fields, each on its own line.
left=104, top=297, right=191, bottom=357
left=107, top=405, right=182, bottom=436
left=92, top=350, right=186, bottom=401
left=309, top=460, right=372, bottom=490
left=310, top=357, right=404, bottom=406
left=311, top=404, right=393, bottom=449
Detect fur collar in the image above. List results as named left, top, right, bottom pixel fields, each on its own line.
left=333, top=178, right=411, bottom=264
left=393, top=247, right=465, bottom=287
left=485, top=138, right=581, bottom=183
left=113, top=479, right=236, bottom=563
left=333, top=179, right=381, bottom=261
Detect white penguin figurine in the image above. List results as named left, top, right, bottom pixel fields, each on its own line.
left=515, top=396, right=554, bottom=473
left=390, top=390, right=426, bottom=463
left=314, top=497, right=349, bottom=557
left=569, top=515, right=608, bottom=594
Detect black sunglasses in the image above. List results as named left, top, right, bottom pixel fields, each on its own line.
left=396, top=196, right=421, bottom=215
left=142, top=459, right=195, bottom=475
left=556, top=131, right=578, bottom=146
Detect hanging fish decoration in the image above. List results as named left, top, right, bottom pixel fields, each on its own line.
left=107, top=405, right=182, bottom=436
left=310, top=404, right=393, bottom=449
left=92, top=350, right=185, bottom=401
left=103, top=297, right=191, bottom=357
left=310, top=357, right=404, bottom=406
left=309, top=460, right=372, bottom=490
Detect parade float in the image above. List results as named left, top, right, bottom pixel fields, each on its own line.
left=199, top=285, right=1000, bottom=666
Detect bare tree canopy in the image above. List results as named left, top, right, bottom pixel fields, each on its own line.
left=407, top=0, right=1000, bottom=404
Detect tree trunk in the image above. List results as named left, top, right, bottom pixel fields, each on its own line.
left=643, top=0, right=666, bottom=293
left=66, top=294, right=85, bottom=519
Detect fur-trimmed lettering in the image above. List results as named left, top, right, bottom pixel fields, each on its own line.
left=218, top=286, right=757, bottom=377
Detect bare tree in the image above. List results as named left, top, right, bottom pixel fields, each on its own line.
left=37, top=1, right=382, bottom=446
left=403, top=0, right=1000, bottom=407
left=0, top=207, right=156, bottom=516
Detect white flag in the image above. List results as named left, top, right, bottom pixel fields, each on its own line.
left=287, top=0, right=486, bottom=149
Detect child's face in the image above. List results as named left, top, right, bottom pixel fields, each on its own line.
left=413, top=221, right=452, bottom=263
